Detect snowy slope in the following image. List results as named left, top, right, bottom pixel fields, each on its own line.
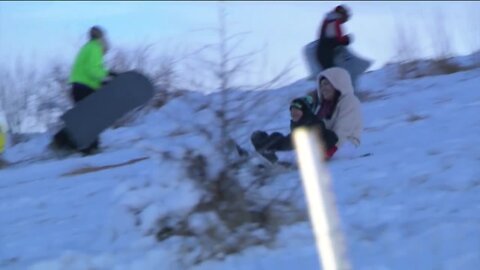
left=1, top=59, right=480, bottom=269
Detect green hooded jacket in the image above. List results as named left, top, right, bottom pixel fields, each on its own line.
left=69, top=39, right=108, bottom=90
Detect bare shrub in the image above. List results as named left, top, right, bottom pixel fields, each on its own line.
left=428, top=58, right=467, bottom=75
left=391, top=14, right=422, bottom=79
left=144, top=3, right=301, bottom=265
left=106, top=44, right=186, bottom=128
left=426, top=10, right=453, bottom=61
left=150, top=147, right=304, bottom=265
left=180, top=2, right=293, bottom=161
left=391, top=9, right=470, bottom=80
left=0, top=58, right=49, bottom=133
left=107, top=45, right=179, bottom=105
left=464, top=6, right=480, bottom=66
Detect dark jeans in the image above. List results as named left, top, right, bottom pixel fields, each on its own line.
left=71, top=83, right=95, bottom=103
left=251, top=131, right=293, bottom=152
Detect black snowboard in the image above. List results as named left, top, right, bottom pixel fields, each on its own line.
left=58, top=71, right=154, bottom=150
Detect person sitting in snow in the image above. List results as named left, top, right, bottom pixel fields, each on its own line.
left=316, top=4, right=352, bottom=69
left=251, top=67, right=362, bottom=162
left=52, top=26, right=117, bottom=154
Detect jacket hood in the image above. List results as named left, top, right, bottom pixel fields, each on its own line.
left=317, top=67, right=354, bottom=97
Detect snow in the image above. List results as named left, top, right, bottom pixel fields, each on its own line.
left=1, top=54, right=480, bottom=269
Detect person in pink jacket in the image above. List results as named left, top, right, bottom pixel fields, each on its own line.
left=317, top=5, right=352, bottom=69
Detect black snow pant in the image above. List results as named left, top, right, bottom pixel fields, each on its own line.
left=251, top=131, right=293, bottom=153
left=251, top=121, right=338, bottom=155
left=71, top=83, right=95, bottom=103
left=316, top=39, right=337, bottom=70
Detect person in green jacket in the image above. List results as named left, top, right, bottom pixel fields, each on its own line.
left=53, top=26, right=116, bottom=154
left=69, top=26, right=116, bottom=102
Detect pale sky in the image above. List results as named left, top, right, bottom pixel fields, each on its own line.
left=0, top=1, right=479, bottom=88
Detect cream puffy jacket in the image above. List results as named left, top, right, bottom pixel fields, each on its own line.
left=312, top=67, right=363, bottom=147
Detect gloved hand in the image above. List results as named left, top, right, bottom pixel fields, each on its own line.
left=344, top=34, right=353, bottom=45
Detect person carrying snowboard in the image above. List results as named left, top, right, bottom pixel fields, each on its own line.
left=251, top=67, right=362, bottom=162
left=316, top=5, right=352, bottom=69
left=52, top=26, right=117, bottom=154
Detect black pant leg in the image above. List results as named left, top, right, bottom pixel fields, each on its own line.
left=251, top=131, right=270, bottom=151
left=53, top=128, right=77, bottom=149
left=268, top=132, right=293, bottom=151
left=71, top=83, right=95, bottom=104
left=317, top=42, right=335, bottom=69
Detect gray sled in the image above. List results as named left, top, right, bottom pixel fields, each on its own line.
left=303, top=40, right=372, bottom=88
left=61, top=71, right=154, bottom=150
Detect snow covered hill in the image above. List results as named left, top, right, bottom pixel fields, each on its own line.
left=1, top=58, right=480, bottom=270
